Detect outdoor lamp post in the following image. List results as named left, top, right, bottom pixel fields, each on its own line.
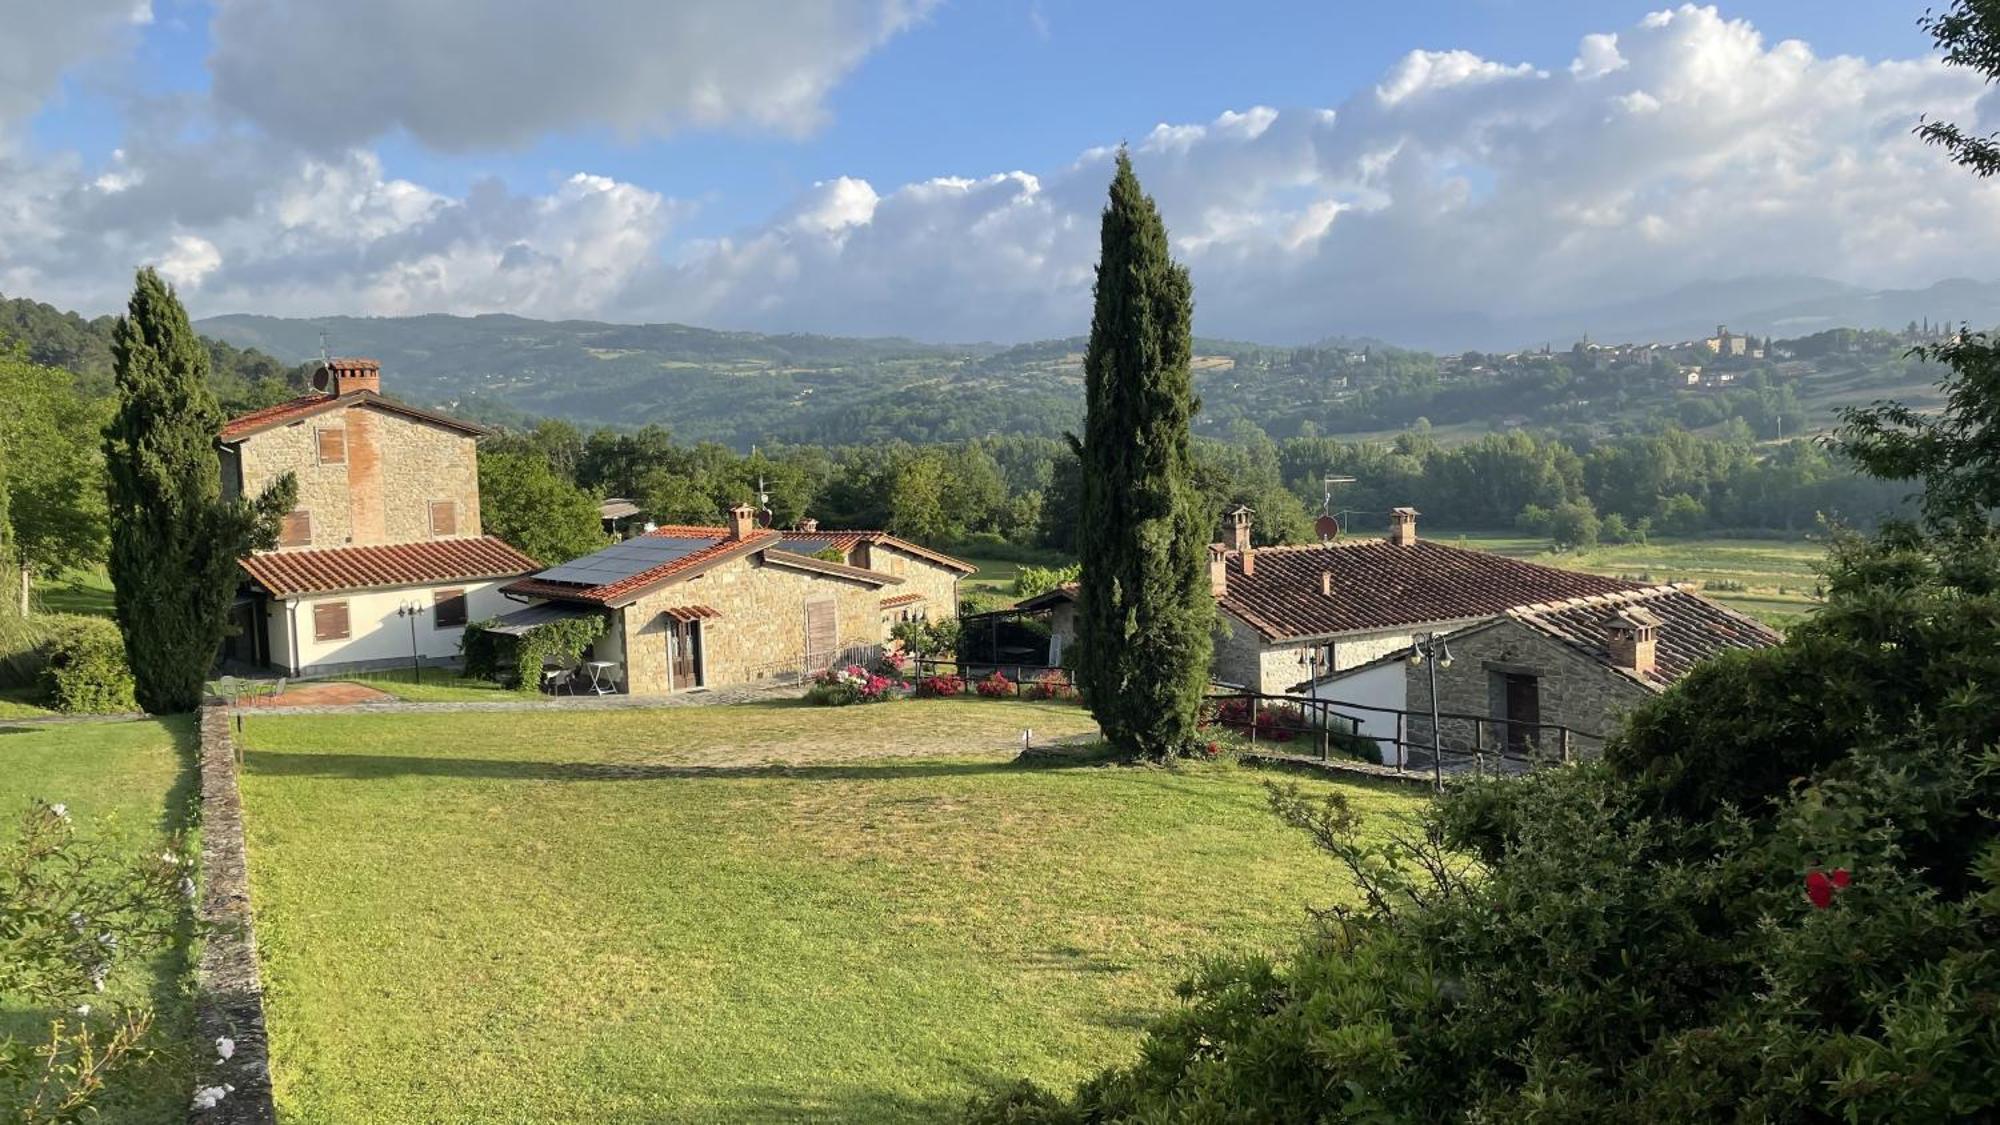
left=1407, top=632, right=1454, bottom=789
left=397, top=601, right=426, bottom=684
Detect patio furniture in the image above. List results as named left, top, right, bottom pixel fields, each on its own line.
left=581, top=660, right=619, bottom=695
left=541, top=666, right=575, bottom=695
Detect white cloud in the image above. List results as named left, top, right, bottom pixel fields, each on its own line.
left=206, top=0, right=935, bottom=151
left=0, top=1, right=150, bottom=126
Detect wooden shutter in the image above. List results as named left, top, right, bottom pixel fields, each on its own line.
left=429, top=500, right=457, bottom=537
left=804, top=599, right=837, bottom=671
left=312, top=602, right=350, bottom=642
left=316, top=427, right=346, bottom=464
left=433, top=588, right=468, bottom=628
left=278, top=510, right=312, bottom=548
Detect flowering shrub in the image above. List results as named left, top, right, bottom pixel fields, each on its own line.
left=974, top=671, right=1014, bottom=698
left=1026, top=670, right=1076, bottom=701
left=1201, top=697, right=1306, bottom=743
left=874, top=648, right=913, bottom=678
left=916, top=674, right=965, bottom=698
left=806, top=664, right=910, bottom=706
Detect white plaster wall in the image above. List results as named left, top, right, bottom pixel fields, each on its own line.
left=1307, top=661, right=1409, bottom=765
left=279, top=580, right=514, bottom=674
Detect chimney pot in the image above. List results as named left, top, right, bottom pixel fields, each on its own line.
left=1389, top=506, right=1420, bottom=547
left=797, top=517, right=819, bottom=534
left=1208, top=544, right=1228, bottom=598
left=1227, top=505, right=1255, bottom=553
left=1241, top=549, right=1255, bottom=577
left=1607, top=608, right=1661, bottom=677
left=727, top=503, right=757, bottom=540
left=1321, top=570, right=1333, bottom=597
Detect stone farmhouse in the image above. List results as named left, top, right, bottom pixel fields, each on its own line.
left=498, top=510, right=974, bottom=694
left=219, top=359, right=539, bottom=675
left=1303, top=584, right=1780, bottom=763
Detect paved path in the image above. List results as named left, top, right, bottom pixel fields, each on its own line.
left=237, top=682, right=392, bottom=708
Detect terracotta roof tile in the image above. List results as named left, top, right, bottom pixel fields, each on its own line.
left=1219, top=538, right=1643, bottom=640
left=879, top=592, right=927, bottom=609
left=502, top=531, right=776, bottom=606
left=218, top=390, right=489, bottom=442
left=240, top=536, right=537, bottom=597
left=660, top=605, right=722, bottom=622
left=1507, top=585, right=1782, bottom=691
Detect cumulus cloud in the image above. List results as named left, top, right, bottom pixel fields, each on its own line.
left=7, top=3, right=2000, bottom=350
left=0, top=0, right=150, bottom=126
left=206, top=0, right=935, bottom=151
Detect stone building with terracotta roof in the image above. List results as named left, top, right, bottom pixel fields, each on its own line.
left=495, top=508, right=975, bottom=694
left=220, top=359, right=538, bottom=675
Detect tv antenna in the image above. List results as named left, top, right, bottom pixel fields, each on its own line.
left=1315, top=474, right=1356, bottom=542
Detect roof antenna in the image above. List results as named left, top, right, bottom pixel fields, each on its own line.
left=1316, top=474, right=1356, bottom=542
left=756, top=474, right=773, bottom=529
left=318, top=328, right=331, bottom=366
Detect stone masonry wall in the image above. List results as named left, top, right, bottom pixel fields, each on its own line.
left=621, top=554, right=885, bottom=694
left=238, top=405, right=480, bottom=550
left=868, top=544, right=961, bottom=615
left=1405, top=618, right=1649, bottom=759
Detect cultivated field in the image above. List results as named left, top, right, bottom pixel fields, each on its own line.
left=1450, top=532, right=1826, bottom=626
left=236, top=699, right=1413, bottom=1123
left=0, top=717, right=201, bottom=1123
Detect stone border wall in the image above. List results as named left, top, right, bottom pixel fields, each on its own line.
left=191, top=703, right=276, bottom=1124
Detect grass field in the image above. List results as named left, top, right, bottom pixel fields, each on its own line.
left=956, top=548, right=1075, bottom=604
left=0, top=716, right=201, bottom=1122
left=1445, top=532, right=1826, bottom=627
left=238, top=699, right=1413, bottom=1123
left=343, top=665, right=518, bottom=702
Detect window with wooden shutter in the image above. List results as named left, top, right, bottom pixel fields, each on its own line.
left=312, top=602, right=350, bottom=642
left=429, top=500, right=457, bottom=537
left=278, top=510, right=312, bottom=548
left=433, top=588, right=468, bottom=629
left=316, top=427, right=346, bottom=464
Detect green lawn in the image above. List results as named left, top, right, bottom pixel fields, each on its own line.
left=0, top=716, right=201, bottom=1122
left=1447, top=532, right=1826, bottom=627
left=31, top=567, right=116, bottom=617
left=957, top=549, right=1074, bottom=605
left=238, top=699, right=1414, bottom=1123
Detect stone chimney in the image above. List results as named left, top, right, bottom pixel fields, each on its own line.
left=1227, top=505, right=1254, bottom=553
left=1389, top=507, right=1420, bottom=547
left=1321, top=570, right=1333, bottom=597
left=797, top=517, right=819, bottom=534
left=727, top=503, right=758, bottom=540
left=1241, top=549, right=1255, bottom=577
left=1606, top=606, right=1661, bottom=678
left=321, top=357, right=381, bottom=396
left=1208, top=544, right=1228, bottom=598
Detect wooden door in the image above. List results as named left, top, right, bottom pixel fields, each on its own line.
left=1503, top=673, right=1541, bottom=756
left=669, top=619, right=700, bottom=689
left=804, top=599, right=837, bottom=672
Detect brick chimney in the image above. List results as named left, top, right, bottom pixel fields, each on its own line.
left=1606, top=606, right=1661, bottom=677
left=1208, top=544, right=1228, bottom=598
left=1321, top=570, right=1333, bottom=597
left=1227, top=505, right=1254, bottom=552
left=797, top=517, right=819, bottom=533
left=321, top=357, right=381, bottom=396
left=1389, top=507, right=1420, bottom=547
left=727, top=503, right=757, bottom=540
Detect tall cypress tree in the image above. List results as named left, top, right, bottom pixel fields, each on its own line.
left=1072, top=152, right=1210, bottom=758
left=104, top=269, right=294, bottom=713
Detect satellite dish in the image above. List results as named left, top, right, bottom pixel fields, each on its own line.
left=311, top=365, right=331, bottom=393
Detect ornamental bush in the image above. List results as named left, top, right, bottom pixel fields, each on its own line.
left=916, top=674, right=964, bottom=698
left=38, top=616, right=137, bottom=714
left=974, top=671, right=1013, bottom=698
left=1025, top=670, right=1075, bottom=701
left=807, top=664, right=909, bottom=706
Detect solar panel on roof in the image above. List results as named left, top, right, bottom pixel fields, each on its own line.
left=785, top=536, right=835, bottom=554
left=533, top=535, right=717, bottom=586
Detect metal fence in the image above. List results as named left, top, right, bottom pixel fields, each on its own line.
left=1205, top=690, right=1601, bottom=781
left=911, top=658, right=1077, bottom=699
left=739, top=644, right=883, bottom=686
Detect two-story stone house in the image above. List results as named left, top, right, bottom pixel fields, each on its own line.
left=219, top=358, right=538, bottom=675
left=497, top=508, right=974, bottom=694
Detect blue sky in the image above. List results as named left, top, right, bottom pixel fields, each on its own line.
left=2, top=2, right=1989, bottom=345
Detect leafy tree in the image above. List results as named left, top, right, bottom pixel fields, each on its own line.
left=1545, top=498, right=1600, bottom=550
left=1071, top=153, right=1211, bottom=759
left=103, top=270, right=294, bottom=713
left=478, top=450, right=607, bottom=565
left=0, top=349, right=106, bottom=612
left=888, top=449, right=952, bottom=542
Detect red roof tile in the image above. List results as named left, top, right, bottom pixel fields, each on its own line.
left=1219, top=538, right=1643, bottom=640
left=660, top=605, right=722, bottom=623
left=1507, top=585, right=1782, bottom=691
left=240, top=536, right=537, bottom=597
left=879, top=592, right=927, bottom=609
left=218, top=390, right=489, bottom=442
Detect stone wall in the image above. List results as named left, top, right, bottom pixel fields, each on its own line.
left=238, top=404, right=481, bottom=551
left=868, top=544, right=961, bottom=614
left=620, top=553, right=886, bottom=694
left=193, top=703, right=275, bottom=1124
left=1404, top=618, right=1648, bottom=759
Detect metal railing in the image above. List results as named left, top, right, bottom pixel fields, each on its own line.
left=1204, top=690, right=1601, bottom=780
left=911, top=658, right=1078, bottom=699
left=741, top=645, right=883, bottom=686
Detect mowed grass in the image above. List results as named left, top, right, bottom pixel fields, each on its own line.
left=238, top=699, right=1413, bottom=1124
left=341, top=665, right=517, bottom=702
left=0, top=716, right=201, bottom=1122
left=1450, top=532, right=1826, bottom=627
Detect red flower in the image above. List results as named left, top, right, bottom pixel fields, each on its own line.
left=1805, top=867, right=1852, bottom=910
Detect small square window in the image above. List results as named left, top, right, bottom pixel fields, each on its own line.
left=312, top=601, right=350, bottom=642
left=429, top=500, right=457, bottom=537
left=433, top=588, right=468, bottom=629
left=316, top=427, right=346, bottom=465
left=278, top=510, right=312, bottom=548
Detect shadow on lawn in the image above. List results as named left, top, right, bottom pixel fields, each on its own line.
left=240, top=750, right=1093, bottom=783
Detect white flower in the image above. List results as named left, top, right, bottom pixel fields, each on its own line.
left=49, top=803, right=68, bottom=820
left=181, top=876, right=197, bottom=899
left=215, top=1036, right=235, bottom=1061
left=160, top=851, right=180, bottom=866
left=190, top=1084, right=233, bottom=1110
left=74, top=1004, right=90, bottom=1018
